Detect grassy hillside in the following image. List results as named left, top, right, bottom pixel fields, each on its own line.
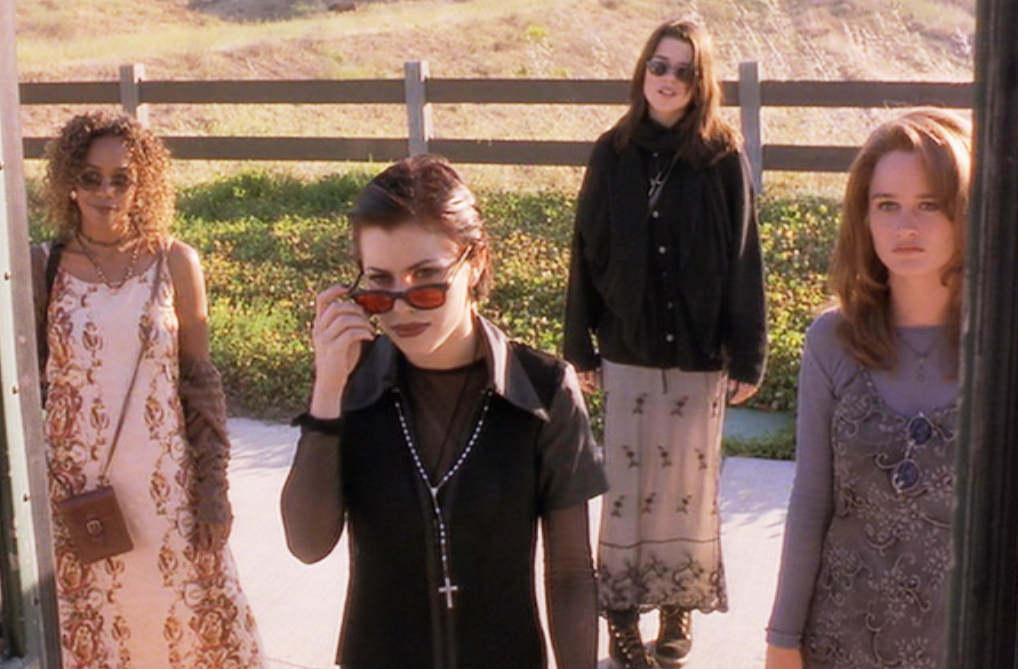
left=15, top=0, right=975, bottom=192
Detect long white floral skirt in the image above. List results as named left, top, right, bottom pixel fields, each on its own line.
left=597, top=361, right=728, bottom=614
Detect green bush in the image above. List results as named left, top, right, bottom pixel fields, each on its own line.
left=29, top=168, right=833, bottom=444
left=751, top=196, right=840, bottom=413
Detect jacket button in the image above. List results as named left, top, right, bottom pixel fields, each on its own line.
left=658, top=246, right=667, bottom=254
left=665, top=334, right=675, bottom=343
left=651, top=210, right=660, bottom=218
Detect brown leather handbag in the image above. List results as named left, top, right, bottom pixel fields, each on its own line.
left=56, top=486, right=133, bottom=564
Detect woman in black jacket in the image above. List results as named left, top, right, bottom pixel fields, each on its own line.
left=564, top=18, right=767, bottom=669
left=281, top=155, right=607, bottom=669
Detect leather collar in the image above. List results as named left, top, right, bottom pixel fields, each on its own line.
left=342, top=315, right=551, bottom=422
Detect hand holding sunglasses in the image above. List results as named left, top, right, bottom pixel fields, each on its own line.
left=308, top=283, right=376, bottom=418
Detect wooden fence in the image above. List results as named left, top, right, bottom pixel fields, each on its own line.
left=19, top=61, right=973, bottom=190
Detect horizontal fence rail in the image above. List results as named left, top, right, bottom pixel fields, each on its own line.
left=18, top=62, right=974, bottom=189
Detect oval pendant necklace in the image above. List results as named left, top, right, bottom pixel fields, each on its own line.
left=897, top=329, right=941, bottom=383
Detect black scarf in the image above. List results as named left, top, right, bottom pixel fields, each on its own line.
left=630, top=117, right=684, bottom=155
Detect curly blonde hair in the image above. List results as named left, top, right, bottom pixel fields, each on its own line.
left=43, top=110, right=174, bottom=241
left=829, top=107, right=971, bottom=369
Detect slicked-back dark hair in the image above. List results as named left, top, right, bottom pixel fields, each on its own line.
left=348, top=154, right=491, bottom=300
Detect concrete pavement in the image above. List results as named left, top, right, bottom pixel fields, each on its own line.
left=224, top=411, right=796, bottom=669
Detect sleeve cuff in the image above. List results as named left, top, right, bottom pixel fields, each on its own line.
left=291, top=412, right=344, bottom=436
left=765, top=628, right=802, bottom=649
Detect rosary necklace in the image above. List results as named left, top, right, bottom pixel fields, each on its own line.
left=897, top=329, right=941, bottom=383
left=76, top=232, right=142, bottom=290
left=394, top=387, right=492, bottom=610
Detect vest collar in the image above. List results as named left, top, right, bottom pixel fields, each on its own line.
left=342, top=315, right=550, bottom=422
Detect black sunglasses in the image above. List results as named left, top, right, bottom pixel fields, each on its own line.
left=645, top=59, right=696, bottom=84
left=75, top=171, right=134, bottom=194
left=349, top=246, right=473, bottom=315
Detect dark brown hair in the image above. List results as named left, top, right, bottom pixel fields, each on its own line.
left=829, top=107, right=971, bottom=369
left=613, top=18, right=740, bottom=167
left=43, top=110, right=174, bottom=241
left=348, top=154, right=491, bottom=300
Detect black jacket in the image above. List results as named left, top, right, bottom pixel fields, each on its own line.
left=563, top=126, right=767, bottom=385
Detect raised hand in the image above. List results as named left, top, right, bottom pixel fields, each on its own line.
left=308, top=283, right=376, bottom=419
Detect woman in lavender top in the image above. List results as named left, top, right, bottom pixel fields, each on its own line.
left=765, top=108, right=971, bottom=669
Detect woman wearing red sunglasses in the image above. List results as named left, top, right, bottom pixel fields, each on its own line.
left=564, top=18, right=767, bottom=668
left=281, top=154, right=607, bottom=669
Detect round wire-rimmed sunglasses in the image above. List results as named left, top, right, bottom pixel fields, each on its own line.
left=75, top=171, right=135, bottom=194
left=348, top=246, right=473, bottom=315
left=645, top=58, right=696, bottom=84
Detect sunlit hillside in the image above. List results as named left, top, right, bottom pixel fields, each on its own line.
left=14, top=0, right=975, bottom=191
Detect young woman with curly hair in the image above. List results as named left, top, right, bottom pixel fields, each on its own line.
left=765, top=107, right=971, bottom=669
left=32, top=110, right=265, bottom=668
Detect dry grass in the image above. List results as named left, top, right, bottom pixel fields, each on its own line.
left=15, top=0, right=975, bottom=193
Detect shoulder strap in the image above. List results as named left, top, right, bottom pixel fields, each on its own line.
left=34, top=239, right=65, bottom=379
left=100, top=250, right=165, bottom=481
left=45, top=239, right=65, bottom=295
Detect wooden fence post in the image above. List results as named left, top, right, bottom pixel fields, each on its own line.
left=738, top=61, right=763, bottom=194
left=120, top=63, right=149, bottom=127
left=404, top=61, right=432, bottom=157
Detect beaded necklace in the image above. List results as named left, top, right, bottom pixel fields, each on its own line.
left=76, top=232, right=142, bottom=290
left=393, top=387, right=492, bottom=609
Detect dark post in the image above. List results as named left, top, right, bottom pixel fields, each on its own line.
left=948, top=0, right=1018, bottom=666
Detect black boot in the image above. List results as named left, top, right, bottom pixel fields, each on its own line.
left=607, top=609, right=654, bottom=669
left=654, top=605, right=692, bottom=666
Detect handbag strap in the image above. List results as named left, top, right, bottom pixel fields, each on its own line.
left=98, top=250, right=165, bottom=482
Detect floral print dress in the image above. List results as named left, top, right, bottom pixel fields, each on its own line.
left=44, top=256, right=264, bottom=669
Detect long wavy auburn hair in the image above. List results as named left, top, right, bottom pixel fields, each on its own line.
left=829, top=107, right=971, bottom=369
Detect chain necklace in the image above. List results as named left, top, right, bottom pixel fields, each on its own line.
left=897, top=328, right=942, bottom=383
left=648, top=151, right=669, bottom=198
left=76, top=232, right=142, bottom=290
left=393, top=387, right=491, bottom=610
left=79, top=229, right=135, bottom=247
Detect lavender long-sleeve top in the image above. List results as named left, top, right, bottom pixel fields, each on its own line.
left=766, top=309, right=959, bottom=648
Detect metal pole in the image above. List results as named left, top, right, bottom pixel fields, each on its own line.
left=948, top=0, right=1018, bottom=665
left=0, top=0, right=61, bottom=665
